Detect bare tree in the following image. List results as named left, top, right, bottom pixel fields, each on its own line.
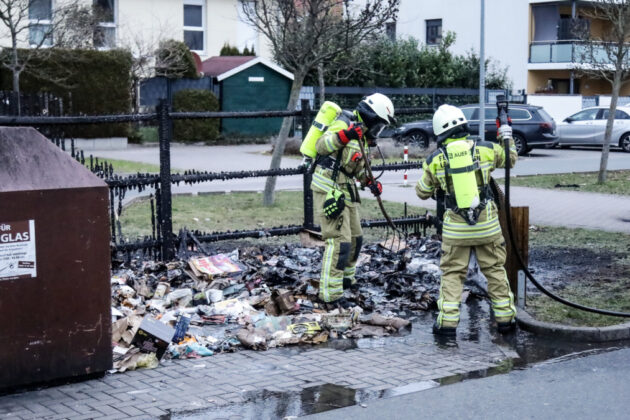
left=0, top=0, right=93, bottom=113
left=575, top=0, right=630, bottom=183
left=240, top=0, right=399, bottom=205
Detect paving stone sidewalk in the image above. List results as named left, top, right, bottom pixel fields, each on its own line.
left=0, top=328, right=508, bottom=420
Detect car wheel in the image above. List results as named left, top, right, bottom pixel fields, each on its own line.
left=619, top=132, right=630, bottom=153
left=513, top=133, right=528, bottom=156
left=403, top=130, right=429, bottom=149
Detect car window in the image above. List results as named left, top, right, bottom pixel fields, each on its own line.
left=508, top=108, right=532, bottom=120
left=600, top=109, right=630, bottom=120
left=537, top=108, right=554, bottom=122
left=460, top=107, right=477, bottom=120
left=478, top=107, right=531, bottom=121
left=569, top=108, right=599, bottom=121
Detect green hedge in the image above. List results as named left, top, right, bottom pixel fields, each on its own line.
left=172, top=89, right=220, bottom=143
left=0, top=48, right=132, bottom=138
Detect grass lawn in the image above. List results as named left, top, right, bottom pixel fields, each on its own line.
left=526, top=225, right=630, bottom=327
left=119, top=190, right=431, bottom=240
left=501, top=170, right=630, bottom=196
left=93, top=157, right=162, bottom=174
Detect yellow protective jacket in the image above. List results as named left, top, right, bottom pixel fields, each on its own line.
left=310, top=111, right=369, bottom=207
left=416, top=136, right=518, bottom=245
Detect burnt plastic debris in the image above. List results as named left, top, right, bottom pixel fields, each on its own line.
left=107, top=236, right=483, bottom=374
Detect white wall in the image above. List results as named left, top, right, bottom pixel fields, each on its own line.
left=118, top=0, right=182, bottom=52
left=396, top=0, right=530, bottom=92
left=0, top=0, right=273, bottom=61
left=527, top=94, right=583, bottom=121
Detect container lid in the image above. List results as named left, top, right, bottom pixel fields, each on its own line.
left=0, top=127, right=107, bottom=192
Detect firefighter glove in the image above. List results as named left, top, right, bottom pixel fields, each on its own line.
left=497, top=124, right=512, bottom=142
left=323, top=188, right=346, bottom=219
left=338, top=123, right=363, bottom=144
left=367, top=179, right=382, bottom=196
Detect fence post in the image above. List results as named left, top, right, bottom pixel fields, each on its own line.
left=158, top=99, right=174, bottom=260
left=301, top=99, right=314, bottom=230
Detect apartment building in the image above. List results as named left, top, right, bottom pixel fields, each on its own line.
left=528, top=0, right=630, bottom=96
left=1, top=0, right=271, bottom=61
left=395, top=0, right=624, bottom=96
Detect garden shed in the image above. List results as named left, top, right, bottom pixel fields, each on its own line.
left=201, top=56, right=293, bottom=136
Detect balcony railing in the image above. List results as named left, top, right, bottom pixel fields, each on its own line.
left=529, top=41, right=613, bottom=64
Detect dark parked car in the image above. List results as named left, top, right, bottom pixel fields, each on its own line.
left=392, top=104, right=559, bottom=155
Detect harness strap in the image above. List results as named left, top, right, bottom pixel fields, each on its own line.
left=445, top=161, right=480, bottom=175
left=440, top=140, right=494, bottom=225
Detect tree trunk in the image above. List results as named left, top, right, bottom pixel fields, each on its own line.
left=317, top=62, right=325, bottom=107
left=12, top=70, right=21, bottom=116
left=11, top=32, right=21, bottom=116
left=262, top=74, right=305, bottom=206
left=598, top=70, right=622, bottom=184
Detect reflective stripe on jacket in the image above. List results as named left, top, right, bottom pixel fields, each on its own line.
left=310, top=112, right=369, bottom=207
left=415, top=136, right=518, bottom=245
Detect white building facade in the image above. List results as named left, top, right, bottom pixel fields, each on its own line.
left=395, top=0, right=625, bottom=97
left=0, top=0, right=271, bottom=61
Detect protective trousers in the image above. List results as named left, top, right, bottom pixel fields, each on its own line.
left=314, top=191, right=363, bottom=302
left=437, top=237, right=517, bottom=328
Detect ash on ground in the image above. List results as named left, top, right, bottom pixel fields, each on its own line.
left=109, top=235, right=485, bottom=373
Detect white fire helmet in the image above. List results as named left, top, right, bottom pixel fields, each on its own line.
left=432, top=104, right=467, bottom=137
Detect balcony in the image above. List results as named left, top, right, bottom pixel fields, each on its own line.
left=529, top=41, right=612, bottom=64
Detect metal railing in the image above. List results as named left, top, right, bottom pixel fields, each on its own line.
left=0, top=100, right=436, bottom=261
left=529, top=40, right=617, bottom=64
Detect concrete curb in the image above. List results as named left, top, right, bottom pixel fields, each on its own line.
left=516, top=309, right=630, bottom=342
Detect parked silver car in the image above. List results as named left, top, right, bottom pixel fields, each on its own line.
left=556, top=106, right=630, bottom=152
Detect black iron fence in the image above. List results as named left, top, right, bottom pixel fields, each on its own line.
left=0, top=100, right=436, bottom=261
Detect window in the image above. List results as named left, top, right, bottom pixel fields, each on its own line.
left=29, top=0, right=52, bottom=47
left=460, top=107, right=478, bottom=120
left=385, top=22, right=396, bottom=41
left=507, top=109, right=532, bottom=121
left=600, top=109, right=630, bottom=120
left=184, top=0, right=205, bottom=52
left=426, top=19, right=442, bottom=45
left=93, top=0, right=116, bottom=49
left=570, top=108, right=599, bottom=121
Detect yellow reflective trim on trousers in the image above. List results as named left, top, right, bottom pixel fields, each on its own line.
left=441, top=301, right=460, bottom=309
left=320, top=238, right=334, bottom=302
left=492, top=299, right=511, bottom=307
left=443, top=225, right=502, bottom=239
left=494, top=308, right=515, bottom=315
left=443, top=217, right=499, bottom=230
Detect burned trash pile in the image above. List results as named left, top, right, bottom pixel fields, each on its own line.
left=109, top=236, right=443, bottom=372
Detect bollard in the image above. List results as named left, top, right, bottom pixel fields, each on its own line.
left=403, top=145, right=408, bottom=186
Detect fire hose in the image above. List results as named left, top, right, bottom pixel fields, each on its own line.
left=497, top=95, right=630, bottom=317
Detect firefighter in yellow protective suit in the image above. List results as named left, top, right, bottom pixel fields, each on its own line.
left=416, top=104, right=518, bottom=336
left=311, top=93, right=396, bottom=305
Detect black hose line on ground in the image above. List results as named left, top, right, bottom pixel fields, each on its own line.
left=501, top=132, right=630, bottom=318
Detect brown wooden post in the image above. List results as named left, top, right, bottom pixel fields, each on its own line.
left=498, top=206, right=529, bottom=303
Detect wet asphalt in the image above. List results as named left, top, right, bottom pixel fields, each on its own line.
left=305, top=347, right=630, bottom=420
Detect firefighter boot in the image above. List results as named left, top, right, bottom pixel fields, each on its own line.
left=497, top=320, right=516, bottom=334
left=432, top=321, right=457, bottom=337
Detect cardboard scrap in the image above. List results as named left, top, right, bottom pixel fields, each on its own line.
left=189, top=254, right=242, bottom=280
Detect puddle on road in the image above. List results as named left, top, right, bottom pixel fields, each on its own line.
left=161, top=300, right=630, bottom=420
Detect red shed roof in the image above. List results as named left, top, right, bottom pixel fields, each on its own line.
left=200, top=56, right=293, bottom=81
left=201, top=56, right=256, bottom=77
